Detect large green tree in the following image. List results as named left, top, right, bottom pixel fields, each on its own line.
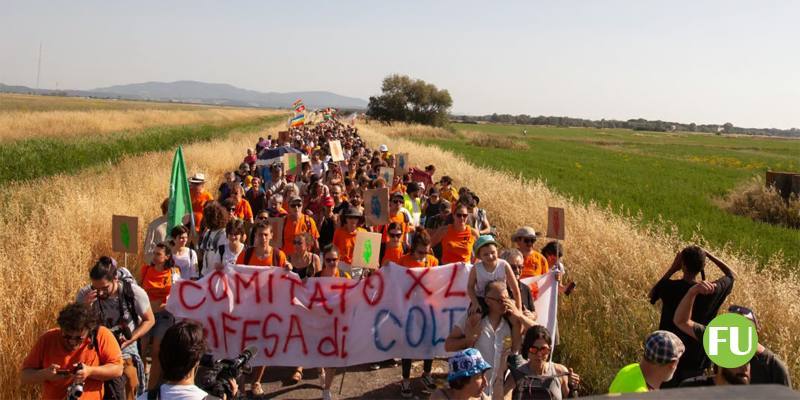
left=367, top=74, right=453, bottom=127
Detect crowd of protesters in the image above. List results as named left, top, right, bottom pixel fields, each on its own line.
left=19, top=117, right=792, bottom=400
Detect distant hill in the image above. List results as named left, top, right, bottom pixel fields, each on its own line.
left=0, top=81, right=368, bottom=110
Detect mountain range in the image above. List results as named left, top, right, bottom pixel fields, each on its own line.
left=0, top=80, right=368, bottom=110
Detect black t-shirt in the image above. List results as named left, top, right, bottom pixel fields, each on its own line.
left=652, top=275, right=734, bottom=381
left=318, top=216, right=336, bottom=250
left=514, top=280, right=535, bottom=312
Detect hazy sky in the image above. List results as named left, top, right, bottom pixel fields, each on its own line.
left=2, top=1, right=799, bottom=128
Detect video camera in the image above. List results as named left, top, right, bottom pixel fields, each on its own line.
left=198, top=346, right=257, bottom=399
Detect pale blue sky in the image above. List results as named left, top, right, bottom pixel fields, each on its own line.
left=2, top=1, right=799, bottom=128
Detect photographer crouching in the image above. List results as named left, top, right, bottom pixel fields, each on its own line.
left=77, top=257, right=155, bottom=399
left=20, top=302, right=124, bottom=399
left=138, top=321, right=238, bottom=400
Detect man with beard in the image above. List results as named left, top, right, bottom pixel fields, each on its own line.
left=674, top=281, right=789, bottom=387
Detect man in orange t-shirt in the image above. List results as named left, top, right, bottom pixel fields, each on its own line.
left=237, top=221, right=288, bottom=267
left=189, top=173, right=214, bottom=231
left=512, top=226, right=549, bottom=279
left=282, top=196, right=319, bottom=255
left=21, top=303, right=123, bottom=400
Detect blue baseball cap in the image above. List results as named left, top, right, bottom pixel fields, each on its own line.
left=447, top=348, right=492, bottom=382
left=473, top=234, right=498, bottom=257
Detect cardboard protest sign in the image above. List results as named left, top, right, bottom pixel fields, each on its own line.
left=363, top=188, right=389, bottom=227
left=112, top=215, right=139, bottom=254
left=352, top=231, right=382, bottom=269
left=395, top=153, right=409, bottom=176
left=329, top=140, right=345, bottom=162
left=283, top=153, right=302, bottom=177
left=547, top=207, right=565, bottom=240
left=379, top=167, right=394, bottom=186
left=268, top=217, right=285, bottom=249
left=279, top=130, right=291, bottom=144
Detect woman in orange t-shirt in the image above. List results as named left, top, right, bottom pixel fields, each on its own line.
left=431, top=204, right=478, bottom=264
left=380, top=222, right=406, bottom=267
left=231, top=185, right=254, bottom=223
left=138, top=243, right=181, bottom=391
left=332, top=207, right=366, bottom=265
left=396, top=228, right=438, bottom=391
left=398, top=227, right=440, bottom=268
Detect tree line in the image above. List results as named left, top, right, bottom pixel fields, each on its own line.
left=453, top=114, right=800, bottom=138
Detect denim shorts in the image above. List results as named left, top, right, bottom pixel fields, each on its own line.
left=150, top=310, right=175, bottom=340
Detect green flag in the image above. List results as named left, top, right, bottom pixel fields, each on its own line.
left=167, top=147, right=194, bottom=232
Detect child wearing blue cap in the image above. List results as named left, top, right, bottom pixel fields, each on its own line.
left=467, top=235, right=522, bottom=315
left=430, top=348, right=492, bottom=400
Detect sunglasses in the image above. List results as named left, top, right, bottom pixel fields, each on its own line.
left=290, top=203, right=302, bottom=208
left=388, top=232, right=402, bottom=238
left=529, top=345, right=551, bottom=354
left=62, top=332, right=87, bottom=342
left=392, top=200, right=404, bottom=204
left=522, top=238, right=536, bottom=244
left=228, top=207, right=236, bottom=212
left=455, top=213, right=469, bottom=218
left=324, top=257, right=339, bottom=263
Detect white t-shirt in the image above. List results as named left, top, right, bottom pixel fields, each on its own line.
left=137, top=384, right=220, bottom=400
left=455, top=313, right=511, bottom=399
left=474, top=259, right=509, bottom=297
left=173, top=248, right=199, bottom=280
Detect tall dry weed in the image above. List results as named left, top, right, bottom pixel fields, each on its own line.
left=0, top=122, right=284, bottom=398
left=357, top=123, right=800, bottom=393
left=0, top=108, right=282, bottom=142
left=721, top=176, right=800, bottom=229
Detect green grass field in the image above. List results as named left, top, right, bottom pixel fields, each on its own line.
left=0, top=114, right=286, bottom=185
left=420, top=123, right=800, bottom=267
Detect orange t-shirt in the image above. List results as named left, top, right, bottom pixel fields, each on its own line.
left=236, top=247, right=287, bottom=267
left=441, top=225, right=476, bottom=264
left=22, top=327, right=123, bottom=400
left=520, top=251, right=549, bottom=279
left=235, top=199, right=253, bottom=221
left=380, top=211, right=409, bottom=243
left=332, top=227, right=365, bottom=264
left=140, top=264, right=181, bottom=303
left=191, top=190, right=213, bottom=230
left=282, top=214, right=320, bottom=254
left=381, top=243, right=404, bottom=266
left=398, top=253, right=440, bottom=268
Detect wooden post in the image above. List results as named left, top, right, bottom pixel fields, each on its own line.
left=766, top=171, right=800, bottom=199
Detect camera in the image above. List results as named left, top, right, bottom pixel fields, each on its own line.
left=109, top=324, right=132, bottom=345
left=198, top=346, right=257, bottom=399
left=65, top=363, right=84, bottom=400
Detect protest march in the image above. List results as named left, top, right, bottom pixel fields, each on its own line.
left=19, top=105, right=792, bottom=400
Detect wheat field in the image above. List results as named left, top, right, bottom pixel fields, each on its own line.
left=0, top=99, right=282, bottom=141
left=357, top=122, right=799, bottom=393
left=0, top=120, right=285, bottom=398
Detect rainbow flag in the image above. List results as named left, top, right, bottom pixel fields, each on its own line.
left=295, top=104, right=306, bottom=113
left=291, top=99, right=303, bottom=108
left=290, top=113, right=305, bottom=127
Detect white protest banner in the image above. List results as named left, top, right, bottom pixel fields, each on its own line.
left=546, top=207, right=565, bottom=240
left=166, top=263, right=472, bottom=367
left=521, top=272, right=559, bottom=349
left=329, top=140, right=344, bottom=162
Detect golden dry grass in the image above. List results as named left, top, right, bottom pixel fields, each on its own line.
left=357, top=122, right=800, bottom=393
left=0, top=121, right=285, bottom=398
left=0, top=107, right=282, bottom=142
